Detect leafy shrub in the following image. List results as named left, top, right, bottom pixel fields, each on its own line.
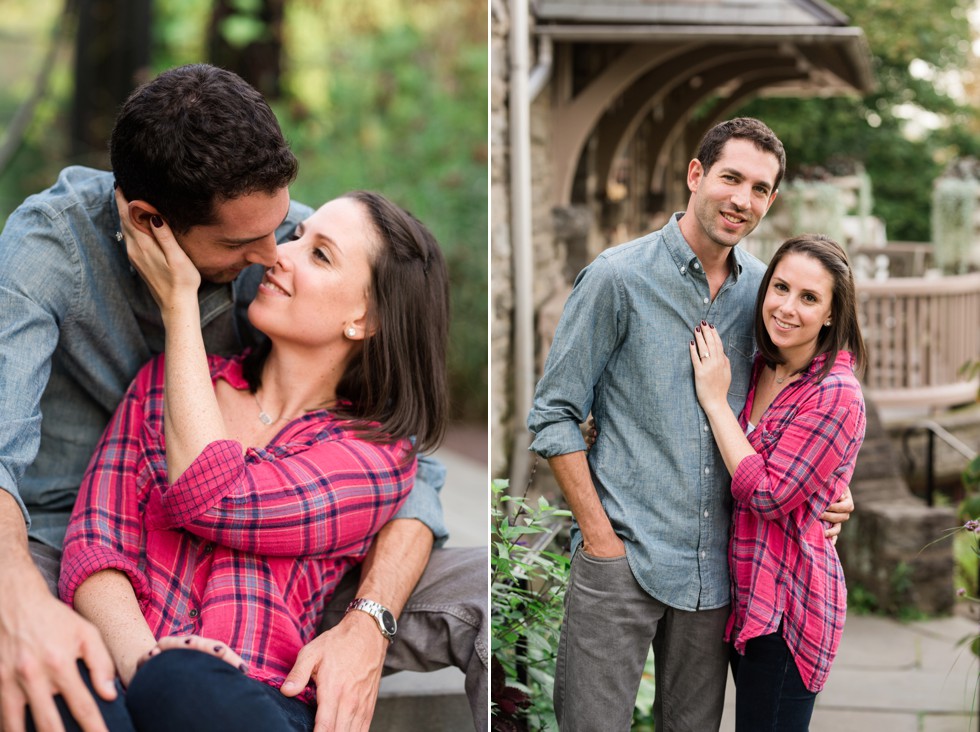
left=490, top=479, right=571, bottom=730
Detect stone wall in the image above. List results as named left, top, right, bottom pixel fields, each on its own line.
left=489, top=0, right=511, bottom=479
left=490, top=3, right=568, bottom=480
left=837, top=400, right=958, bottom=616
left=883, top=403, right=980, bottom=501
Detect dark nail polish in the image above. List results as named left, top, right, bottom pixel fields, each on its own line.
left=213, top=645, right=223, bottom=653
left=709, top=324, right=715, bottom=329
left=690, top=340, right=695, bottom=346
left=184, top=638, right=193, bottom=645
left=701, top=320, right=707, bottom=326
left=695, top=326, right=700, bottom=332
left=151, top=215, right=163, bottom=228
left=238, top=663, right=248, bottom=673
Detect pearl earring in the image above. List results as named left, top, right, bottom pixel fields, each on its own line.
left=346, top=327, right=356, bottom=337
left=824, top=320, right=831, bottom=327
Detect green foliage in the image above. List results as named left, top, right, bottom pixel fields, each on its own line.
left=491, top=479, right=571, bottom=731
left=847, top=582, right=880, bottom=615
left=736, top=0, right=980, bottom=242
left=0, top=0, right=488, bottom=421
left=890, top=561, right=928, bottom=621
left=279, top=18, right=488, bottom=419
left=631, top=649, right=657, bottom=730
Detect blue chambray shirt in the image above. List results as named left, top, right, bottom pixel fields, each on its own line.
left=0, top=166, right=447, bottom=549
left=528, top=213, right=765, bottom=611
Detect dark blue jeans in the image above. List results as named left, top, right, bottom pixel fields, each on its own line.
left=27, top=650, right=315, bottom=732
left=730, top=632, right=817, bottom=732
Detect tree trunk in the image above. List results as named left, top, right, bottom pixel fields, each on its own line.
left=207, top=0, right=285, bottom=100
left=71, top=0, right=152, bottom=167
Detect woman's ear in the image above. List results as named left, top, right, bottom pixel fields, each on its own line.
left=345, top=309, right=379, bottom=340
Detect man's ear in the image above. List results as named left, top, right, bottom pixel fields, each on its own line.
left=687, top=158, right=704, bottom=193
left=127, top=200, right=162, bottom=235
left=760, top=188, right=779, bottom=219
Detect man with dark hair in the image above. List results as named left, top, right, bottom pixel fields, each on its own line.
left=0, top=64, right=486, bottom=732
left=528, top=117, right=850, bottom=731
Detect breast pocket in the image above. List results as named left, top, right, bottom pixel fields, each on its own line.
left=726, top=334, right=754, bottom=408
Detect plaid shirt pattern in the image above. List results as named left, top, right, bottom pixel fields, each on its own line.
left=60, top=354, right=414, bottom=703
left=726, top=351, right=866, bottom=692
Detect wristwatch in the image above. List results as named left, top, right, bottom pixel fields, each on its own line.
left=345, top=598, right=397, bottom=643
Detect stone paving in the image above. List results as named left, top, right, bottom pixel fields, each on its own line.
left=720, top=613, right=980, bottom=732
left=371, top=436, right=488, bottom=732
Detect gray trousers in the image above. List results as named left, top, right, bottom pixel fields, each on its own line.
left=554, top=550, right=728, bottom=732
left=31, top=541, right=488, bottom=731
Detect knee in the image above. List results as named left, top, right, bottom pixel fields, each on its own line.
left=416, top=547, right=488, bottom=624
left=125, top=650, right=243, bottom=728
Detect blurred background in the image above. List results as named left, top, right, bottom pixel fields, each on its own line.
left=0, top=0, right=488, bottom=438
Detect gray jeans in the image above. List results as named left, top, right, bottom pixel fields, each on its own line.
left=554, top=550, right=728, bottom=732
left=31, top=541, right=487, bottom=731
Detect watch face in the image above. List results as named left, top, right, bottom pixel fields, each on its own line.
left=381, top=610, right=397, bottom=635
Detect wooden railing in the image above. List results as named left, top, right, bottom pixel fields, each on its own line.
left=857, top=273, right=980, bottom=409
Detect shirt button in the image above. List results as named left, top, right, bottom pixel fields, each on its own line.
left=204, top=544, right=214, bottom=555
left=704, top=510, right=710, bottom=518
left=700, top=551, right=706, bottom=559
left=693, top=262, right=701, bottom=270
left=704, top=466, right=711, bottom=475
left=703, top=424, right=710, bottom=432
left=189, top=608, right=199, bottom=618
left=680, top=266, right=686, bottom=274
left=703, top=297, right=709, bottom=304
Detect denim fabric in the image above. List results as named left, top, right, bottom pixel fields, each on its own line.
left=33, top=540, right=488, bottom=731
left=730, top=633, right=817, bottom=731
left=127, top=650, right=316, bottom=732
left=528, top=213, right=766, bottom=611
left=26, top=661, right=134, bottom=732
left=0, top=167, right=447, bottom=548
left=553, top=551, right=728, bottom=732
left=28, top=652, right=316, bottom=732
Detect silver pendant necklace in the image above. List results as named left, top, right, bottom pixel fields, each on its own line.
left=773, top=367, right=794, bottom=385
left=253, top=390, right=330, bottom=425
left=253, top=391, right=281, bottom=425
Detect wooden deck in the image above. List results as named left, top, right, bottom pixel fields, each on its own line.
left=857, top=272, right=980, bottom=409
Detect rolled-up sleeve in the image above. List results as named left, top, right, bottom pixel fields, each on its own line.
left=527, top=257, right=625, bottom=458
left=143, top=434, right=415, bottom=558
left=390, top=452, right=448, bottom=546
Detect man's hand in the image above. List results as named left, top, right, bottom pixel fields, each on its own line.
left=280, top=611, right=388, bottom=732
left=0, top=580, right=116, bottom=732
left=821, top=486, right=855, bottom=544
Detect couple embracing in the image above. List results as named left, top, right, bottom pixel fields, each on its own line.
left=529, top=118, right=867, bottom=731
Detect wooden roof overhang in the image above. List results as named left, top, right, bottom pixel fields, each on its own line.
left=531, top=1, right=874, bottom=204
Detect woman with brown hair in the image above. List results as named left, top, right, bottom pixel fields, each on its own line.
left=53, top=190, right=449, bottom=732
left=690, top=233, right=867, bottom=731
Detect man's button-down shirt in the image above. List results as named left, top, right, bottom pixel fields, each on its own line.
left=528, top=213, right=766, bottom=611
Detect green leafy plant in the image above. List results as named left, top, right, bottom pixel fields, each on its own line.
left=957, top=454, right=980, bottom=657
left=491, top=479, right=571, bottom=731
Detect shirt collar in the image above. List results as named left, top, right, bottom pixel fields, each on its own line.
left=662, top=212, right=746, bottom=281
